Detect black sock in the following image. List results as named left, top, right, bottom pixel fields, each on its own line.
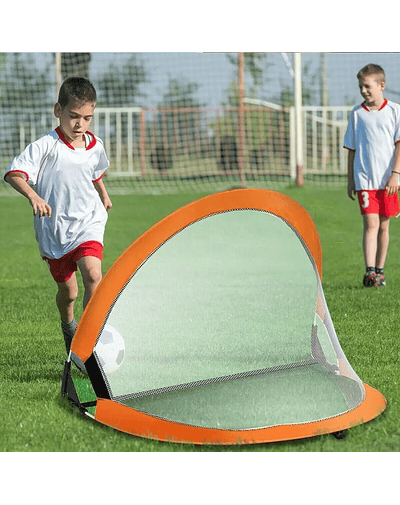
left=61, top=318, right=77, bottom=332
left=61, top=319, right=77, bottom=353
left=376, top=268, right=384, bottom=275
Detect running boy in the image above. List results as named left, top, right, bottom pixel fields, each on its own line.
left=344, top=64, right=400, bottom=287
left=4, top=77, right=112, bottom=352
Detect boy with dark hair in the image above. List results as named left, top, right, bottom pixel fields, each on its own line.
left=4, top=77, right=112, bottom=352
left=344, top=64, right=400, bottom=287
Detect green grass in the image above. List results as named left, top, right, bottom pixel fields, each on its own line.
left=1, top=186, right=399, bottom=452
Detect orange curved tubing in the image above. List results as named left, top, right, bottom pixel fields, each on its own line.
left=69, top=188, right=387, bottom=444
left=94, top=383, right=386, bottom=445
left=71, top=188, right=322, bottom=362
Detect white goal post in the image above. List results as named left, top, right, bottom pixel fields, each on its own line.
left=243, top=98, right=296, bottom=181
left=90, top=107, right=143, bottom=176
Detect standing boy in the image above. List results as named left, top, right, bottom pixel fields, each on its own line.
left=4, top=77, right=112, bottom=353
left=344, top=64, right=400, bottom=287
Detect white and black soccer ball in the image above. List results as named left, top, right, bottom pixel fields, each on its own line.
left=94, top=324, right=125, bottom=374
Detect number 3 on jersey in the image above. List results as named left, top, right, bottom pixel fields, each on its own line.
left=361, top=191, right=369, bottom=209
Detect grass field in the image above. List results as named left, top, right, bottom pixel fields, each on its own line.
left=1, top=185, right=399, bottom=455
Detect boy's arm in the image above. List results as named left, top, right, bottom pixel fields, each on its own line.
left=93, top=177, right=112, bottom=211
left=346, top=149, right=356, bottom=200
left=5, top=172, right=52, bottom=217
left=385, top=142, right=400, bottom=196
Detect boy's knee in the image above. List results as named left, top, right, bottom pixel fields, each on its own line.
left=78, top=257, right=102, bottom=287
left=379, top=217, right=390, bottom=232
left=363, top=215, right=379, bottom=232
left=83, top=266, right=102, bottom=287
left=57, top=282, right=78, bottom=303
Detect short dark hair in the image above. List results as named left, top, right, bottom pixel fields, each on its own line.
left=57, top=77, right=97, bottom=107
left=357, top=64, right=385, bottom=83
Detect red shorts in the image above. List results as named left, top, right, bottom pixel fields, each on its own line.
left=43, top=241, right=103, bottom=283
left=357, top=189, right=400, bottom=217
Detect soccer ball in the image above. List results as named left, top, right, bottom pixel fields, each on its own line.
left=94, top=324, right=125, bottom=375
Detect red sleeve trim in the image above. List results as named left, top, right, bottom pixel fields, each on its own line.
left=4, top=170, right=29, bottom=182
left=93, top=172, right=106, bottom=183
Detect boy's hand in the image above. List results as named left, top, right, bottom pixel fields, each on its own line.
left=93, top=178, right=112, bottom=211
left=29, top=194, right=52, bottom=218
left=347, top=182, right=356, bottom=200
left=103, top=196, right=112, bottom=212
left=100, top=194, right=112, bottom=212
left=386, top=172, right=399, bottom=196
left=5, top=173, right=52, bottom=217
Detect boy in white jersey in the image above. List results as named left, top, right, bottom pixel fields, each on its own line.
left=4, top=77, right=112, bottom=353
left=344, top=64, right=400, bottom=287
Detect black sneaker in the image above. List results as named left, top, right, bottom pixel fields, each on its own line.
left=363, top=268, right=378, bottom=287
left=376, top=270, right=386, bottom=287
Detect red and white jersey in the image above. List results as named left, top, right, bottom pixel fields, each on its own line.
left=344, top=99, right=400, bottom=190
left=5, top=127, right=109, bottom=259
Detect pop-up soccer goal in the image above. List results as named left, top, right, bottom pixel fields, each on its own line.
left=62, top=188, right=386, bottom=445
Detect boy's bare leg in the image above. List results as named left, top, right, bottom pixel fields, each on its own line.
left=57, top=273, right=79, bottom=352
left=77, top=256, right=102, bottom=309
left=363, top=213, right=380, bottom=268
left=56, top=273, right=79, bottom=322
left=376, top=216, right=390, bottom=269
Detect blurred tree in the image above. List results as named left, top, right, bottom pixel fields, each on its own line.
left=60, top=53, right=91, bottom=79
left=0, top=53, right=52, bottom=109
left=0, top=53, right=7, bottom=73
left=274, top=60, right=317, bottom=107
left=0, top=53, right=53, bottom=154
left=226, top=52, right=272, bottom=99
left=96, top=54, right=149, bottom=107
left=94, top=54, right=149, bottom=154
left=216, top=70, right=273, bottom=157
left=155, top=76, right=205, bottom=155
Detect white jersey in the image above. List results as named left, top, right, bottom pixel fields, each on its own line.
left=343, top=99, right=400, bottom=190
left=5, top=127, right=109, bottom=259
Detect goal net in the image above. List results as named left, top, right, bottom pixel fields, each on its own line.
left=63, top=189, right=386, bottom=444
left=2, top=52, right=400, bottom=195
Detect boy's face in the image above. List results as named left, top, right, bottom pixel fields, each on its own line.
left=358, top=75, right=385, bottom=108
left=54, top=99, right=95, bottom=146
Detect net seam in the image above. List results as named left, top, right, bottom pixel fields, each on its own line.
left=112, top=358, right=319, bottom=402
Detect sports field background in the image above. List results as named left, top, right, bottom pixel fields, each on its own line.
left=1, top=185, right=399, bottom=454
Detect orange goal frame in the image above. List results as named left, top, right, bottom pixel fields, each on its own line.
left=69, top=188, right=387, bottom=445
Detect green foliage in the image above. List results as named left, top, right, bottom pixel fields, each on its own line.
left=0, top=53, right=53, bottom=110
left=1, top=188, right=399, bottom=452
left=96, top=54, right=149, bottom=107
left=0, top=54, right=54, bottom=158
left=153, top=76, right=206, bottom=150
left=0, top=53, right=7, bottom=72
left=218, top=54, right=272, bottom=148
left=216, top=53, right=286, bottom=151
left=274, top=59, right=319, bottom=107
left=226, top=53, right=271, bottom=98
left=158, top=76, right=204, bottom=108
